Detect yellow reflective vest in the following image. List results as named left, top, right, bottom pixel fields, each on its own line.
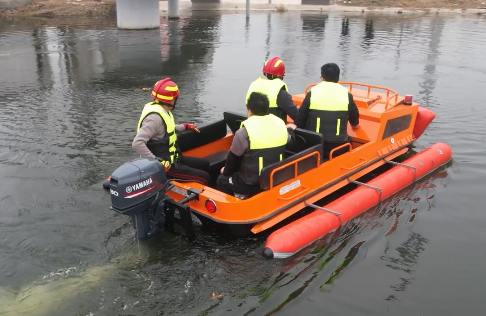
left=239, top=114, right=288, bottom=185
left=137, top=102, right=179, bottom=163
left=246, top=77, right=288, bottom=122
left=308, top=82, right=349, bottom=143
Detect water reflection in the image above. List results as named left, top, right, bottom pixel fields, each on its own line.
left=118, top=29, right=162, bottom=73
left=161, top=15, right=221, bottom=121
left=382, top=232, right=429, bottom=300
left=339, top=17, right=350, bottom=77
left=362, top=18, right=374, bottom=50
left=299, top=14, right=328, bottom=80
left=161, top=15, right=221, bottom=75
left=264, top=13, right=271, bottom=60
left=393, top=21, right=405, bottom=71
left=341, top=17, right=349, bottom=36
left=301, top=13, right=327, bottom=34
left=418, top=18, right=444, bottom=108
left=246, top=13, right=251, bottom=45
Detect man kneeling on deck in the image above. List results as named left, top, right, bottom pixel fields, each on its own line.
left=217, top=92, right=296, bottom=198
left=295, top=63, right=360, bottom=159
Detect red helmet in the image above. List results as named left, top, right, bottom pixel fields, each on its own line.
left=262, top=57, right=285, bottom=77
left=151, top=78, right=179, bottom=103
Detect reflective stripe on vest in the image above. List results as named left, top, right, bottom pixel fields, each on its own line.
left=245, top=77, right=288, bottom=109
left=137, top=102, right=178, bottom=163
left=308, top=82, right=349, bottom=142
left=240, top=114, right=288, bottom=185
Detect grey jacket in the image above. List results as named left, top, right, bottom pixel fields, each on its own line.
left=132, top=113, right=185, bottom=158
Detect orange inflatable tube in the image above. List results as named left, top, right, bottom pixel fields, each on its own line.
left=413, top=106, right=436, bottom=140
left=262, top=143, right=452, bottom=259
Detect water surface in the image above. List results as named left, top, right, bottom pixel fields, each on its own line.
left=1, top=11, right=486, bottom=316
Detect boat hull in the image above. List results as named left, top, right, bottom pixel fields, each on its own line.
left=262, top=142, right=452, bottom=259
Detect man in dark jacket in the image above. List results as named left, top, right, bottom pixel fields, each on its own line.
left=217, top=92, right=296, bottom=198
left=245, top=57, right=299, bottom=123
left=295, top=63, right=359, bottom=159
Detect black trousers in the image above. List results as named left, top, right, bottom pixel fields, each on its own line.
left=166, top=155, right=212, bottom=186
left=216, top=172, right=263, bottom=197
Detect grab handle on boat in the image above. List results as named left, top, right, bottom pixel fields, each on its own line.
left=278, top=186, right=309, bottom=201
left=366, top=95, right=382, bottom=109
left=339, top=81, right=399, bottom=108
left=269, top=151, right=320, bottom=189
left=329, top=143, right=352, bottom=160
left=341, top=157, right=367, bottom=170
left=304, top=84, right=317, bottom=95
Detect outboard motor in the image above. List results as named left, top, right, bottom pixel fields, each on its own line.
left=109, top=158, right=171, bottom=239
left=108, top=158, right=199, bottom=240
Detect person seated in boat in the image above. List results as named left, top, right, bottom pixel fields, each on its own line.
left=295, top=63, right=360, bottom=159
left=132, top=78, right=212, bottom=186
left=245, top=57, right=299, bottom=124
left=217, top=92, right=296, bottom=198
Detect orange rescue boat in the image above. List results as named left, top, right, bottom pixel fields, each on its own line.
left=104, top=82, right=452, bottom=257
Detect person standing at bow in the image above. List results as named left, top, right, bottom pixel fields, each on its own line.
left=132, top=78, right=212, bottom=186
left=245, top=57, right=299, bottom=124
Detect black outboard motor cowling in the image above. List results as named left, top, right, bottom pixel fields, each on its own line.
left=109, top=158, right=169, bottom=238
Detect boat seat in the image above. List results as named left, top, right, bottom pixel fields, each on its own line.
left=223, top=111, right=247, bottom=134
left=287, top=128, right=325, bottom=161
left=203, top=150, right=229, bottom=172
left=259, top=144, right=323, bottom=191
left=177, top=119, right=228, bottom=152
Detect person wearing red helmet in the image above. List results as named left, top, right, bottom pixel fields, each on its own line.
left=132, top=78, right=212, bottom=186
left=245, top=57, right=299, bottom=124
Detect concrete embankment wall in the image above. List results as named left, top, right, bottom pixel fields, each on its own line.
left=188, top=0, right=329, bottom=5
left=0, top=0, right=31, bottom=8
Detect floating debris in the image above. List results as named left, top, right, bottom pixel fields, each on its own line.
left=211, top=291, right=223, bottom=300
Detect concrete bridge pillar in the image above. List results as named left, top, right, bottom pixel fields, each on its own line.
left=168, top=0, right=180, bottom=19
left=116, top=0, right=160, bottom=30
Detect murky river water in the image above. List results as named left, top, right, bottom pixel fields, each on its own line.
left=1, top=10, right=486, bottom=316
